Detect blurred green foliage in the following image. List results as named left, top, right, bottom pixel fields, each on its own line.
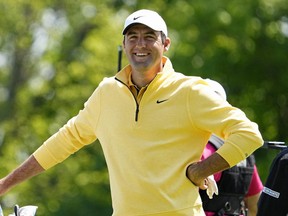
left=0, top=0, right=287, bottom=215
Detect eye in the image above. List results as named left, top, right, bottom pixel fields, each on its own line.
left=145, top=34, right=157, bottom=41
left=127, top=35, right=137, bottom=41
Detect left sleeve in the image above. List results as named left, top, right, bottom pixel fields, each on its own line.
left=188, top=80, right=263, bottom=167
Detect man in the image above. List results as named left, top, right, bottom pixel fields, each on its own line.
left=0, top=9, right=263, bottom=216
left=200, top=79, right=263, bottom=216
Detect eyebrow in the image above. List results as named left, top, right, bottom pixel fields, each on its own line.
left=126, top=29, right=158, bottom=36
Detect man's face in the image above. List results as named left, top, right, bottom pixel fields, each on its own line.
left=123, top=24, right=169, bottom=73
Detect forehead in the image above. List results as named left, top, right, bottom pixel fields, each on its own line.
left=125, top=24, right=159, bottom=34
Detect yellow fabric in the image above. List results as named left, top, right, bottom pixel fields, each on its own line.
left=33, top=57, right=263, bottom=215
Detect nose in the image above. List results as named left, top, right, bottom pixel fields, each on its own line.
left=136, top=37, right=146, bottom=48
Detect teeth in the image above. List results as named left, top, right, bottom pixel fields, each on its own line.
left=136, top=53, right=147, bottom=56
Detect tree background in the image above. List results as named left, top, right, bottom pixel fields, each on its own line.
left=0, top=0, right=287, bottom=215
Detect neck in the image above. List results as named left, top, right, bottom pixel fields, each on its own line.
left=131, top=62, right=164, bottom=88
left=131, top=72, right=157, bottom=88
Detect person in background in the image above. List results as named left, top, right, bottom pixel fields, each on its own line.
left=0, top=9, right=263, bottom=216
left=201, top=79, right=263, bottom=216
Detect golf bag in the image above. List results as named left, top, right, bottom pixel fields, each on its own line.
left=257, top=144, right=288, bottom=216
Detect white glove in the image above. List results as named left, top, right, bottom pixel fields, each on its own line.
left=9, top=205, right=38, bottom=216
left=0, top=205, right=4, bottom=216
left=206, top=175, right=218, bottom=199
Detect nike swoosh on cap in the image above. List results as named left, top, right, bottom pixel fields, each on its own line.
left=133, top=16, right=143, bottom=20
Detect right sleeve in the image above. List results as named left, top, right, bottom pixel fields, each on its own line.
left=33, top=87, right=101, bottom=170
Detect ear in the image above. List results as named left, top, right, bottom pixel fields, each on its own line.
left=164, top=37, right=171, bottom=52
left=122, top=37, right=125, bottom=48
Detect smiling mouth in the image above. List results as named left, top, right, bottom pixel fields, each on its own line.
left=134, top=53, right=149, bottom=57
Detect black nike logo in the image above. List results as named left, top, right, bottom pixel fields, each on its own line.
left=156, top=99, right=169, bottom=104
left=133, top=16, right=143, bottom=20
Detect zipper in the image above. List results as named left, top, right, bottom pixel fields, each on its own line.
left=115, top=77, right=140, bottom=122
left=135, top=105, right=139, bottom=121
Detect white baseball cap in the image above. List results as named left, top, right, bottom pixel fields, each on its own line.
left=122, top=9, right=168, bottom=37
